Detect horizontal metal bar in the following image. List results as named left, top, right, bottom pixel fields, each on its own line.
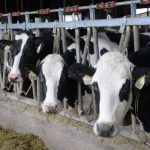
left=0, top=16, right=149, bottom=30
left=0, top=0, right=142, bottom=18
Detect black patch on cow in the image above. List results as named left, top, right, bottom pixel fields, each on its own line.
left=57, top=65, right=67, bottom=102
left=93, top=82, right=100, bottom=113
left=119, top=79, right=131, bottom=102
left=100, top=48, right=109, bottom=56
left=11, top=39, right=22, bottom=58
left=80, top=38, right=85, bottom=53
left=68, top=63, right=96, bottom=83
left=38, top=67, right=47, bottom=103
left=128, top=43, right=150, bottom=67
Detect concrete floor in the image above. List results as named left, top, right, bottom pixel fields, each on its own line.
left=0, top=94, right=150, bottom=150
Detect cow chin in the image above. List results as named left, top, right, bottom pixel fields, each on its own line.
left=8, top=73, right=23, bottom=83
left=93, top=121, right=118, bottom=138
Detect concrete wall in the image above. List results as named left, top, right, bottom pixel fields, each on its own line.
left=0, top=95, right=149, bottom=150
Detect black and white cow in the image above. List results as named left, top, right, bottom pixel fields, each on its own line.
left=8, top=30, right=86, bottom=113
left=68, top=44, right=150, bottom=137
left=8, top=30, right=54, bottom=82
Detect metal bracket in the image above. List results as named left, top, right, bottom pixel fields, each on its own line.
left=11, top=11, right=21, bottom=17
left=64, top=6, right=80, bottom=14
left=140, top=0, right=150, bottom=4
left=96, top=1, right=116, bottom=9
left=38, top=9, right=50, bottom=15
left=119, top=17, right=127, bottom=33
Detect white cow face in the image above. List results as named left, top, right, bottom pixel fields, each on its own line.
left=92, top=51, right=133, bottom=137
left=40, top=54, right=65, bottom=113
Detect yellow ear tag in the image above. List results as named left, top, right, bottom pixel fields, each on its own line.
left=135, top=75, right=145, bottom=90
left=83, top=75, right=92, bottom=85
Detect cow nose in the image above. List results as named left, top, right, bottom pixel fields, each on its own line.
left=9, top=76, right=19, bottom=82
left=42, top=103, right=58, bottom=113
left=94, top=122, right=115, bottom=137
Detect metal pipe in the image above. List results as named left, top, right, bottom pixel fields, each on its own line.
left=122, top=26, right=131, bottom=54
left=2, top=16, right=150, bottom=30
left=133, top=26, right=140, bottom=51
left=36, top=77, right=42, bottom=112
left=131, top=0, right=140, bottom=51
left=31, top=80, right=37, bottom=100
left=58, top=10, right=67, bottom=53
left=82, top=28, right=91, bottom=65
left=89, top=6, right=99, bottom=64
left=75, top=29, right=83, bottom=115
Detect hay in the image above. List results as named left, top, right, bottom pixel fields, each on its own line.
left=0, top=126, right=48, bottom=150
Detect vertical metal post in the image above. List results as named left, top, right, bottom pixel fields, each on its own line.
left=31, top=80, right=37, bottom=100
left=89, top=5, right=98, bottom=119
left=7, top=13, right=13, bottom=40
left=131, top=0, right=140, bottom=51
left=90, top=5, right=99, bottom=64
left=36, top=77, right=41, bottom=112
left=82, top=28, right=91, bottom=65
left=35, top=18, right=42, bottom=37
left=58, top=10, right=67, bottom=53
left=75, top=29, right=83, bottom=115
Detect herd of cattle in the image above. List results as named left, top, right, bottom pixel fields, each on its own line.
left=0, top=29, right=150, bottom=138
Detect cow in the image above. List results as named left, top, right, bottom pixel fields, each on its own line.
left=8, top=30, right=88, bottom=113
left=68, top=46, right=150, bottom=137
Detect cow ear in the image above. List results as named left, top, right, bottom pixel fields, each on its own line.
left=35, top=39, right=44, bottom=54
left=132, top=66, right=150, bottom=89
left=68, top=63, right=96, bottom=85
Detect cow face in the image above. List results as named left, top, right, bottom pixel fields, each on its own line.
left=68, top=51, right=134, bottom=137
left=38, top=54, right=65, bottom=113
left=92, top=52, right=133, bottom=137
left=8, top=30, right=42, bottom=83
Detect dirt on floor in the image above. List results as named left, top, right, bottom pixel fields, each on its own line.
left=0, top=126, right=48, bottom=150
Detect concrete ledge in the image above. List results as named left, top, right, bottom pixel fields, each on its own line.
left=0, top=96, right=149, bottom=150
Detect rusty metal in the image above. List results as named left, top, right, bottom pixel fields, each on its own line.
left=96, top=1, right=116, bottom=9
left=11, top=11, right=21, bottom=17
left=38, top=8, right=50, bottom=15
left=140, top=0, right=150, bottom=4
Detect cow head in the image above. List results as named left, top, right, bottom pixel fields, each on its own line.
left=68, top=51, right=150, bottom=137
left=8, top=30, right=43, bottom=83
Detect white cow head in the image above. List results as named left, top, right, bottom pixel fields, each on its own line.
left=68, top=51, right=139, bottom=137
left=92, top=51, right=133, bottom=137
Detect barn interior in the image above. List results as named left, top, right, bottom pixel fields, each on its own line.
left=0, top=0, right=150, bottom=150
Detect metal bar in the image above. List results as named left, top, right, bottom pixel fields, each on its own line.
left=58, top=10, right=67, bottom=53
left=131, top=0, right=140, bottom=51
left=31, top=80, right=37, bottom=100
left=122, top=26, right=131, bottom=54
left=82, top=28, right=92, bottom=65
left=36, top=77, right=42, bottom=112
left=1, top=17, right=149, bottom=30
left=75, top=29, right=83, bottom=115
left=0, top=0, right=143, bottom=18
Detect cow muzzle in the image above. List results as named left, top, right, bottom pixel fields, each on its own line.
left=93, top=122, right=118, bottom=137
left=8, top=73, right=23, bottom=83
left=42, top=101, right=59, bottom=113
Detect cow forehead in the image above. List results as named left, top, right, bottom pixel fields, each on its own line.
left=92, top=52, right=132, bottom=86
left=15, top=33, right=29, bottom=41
